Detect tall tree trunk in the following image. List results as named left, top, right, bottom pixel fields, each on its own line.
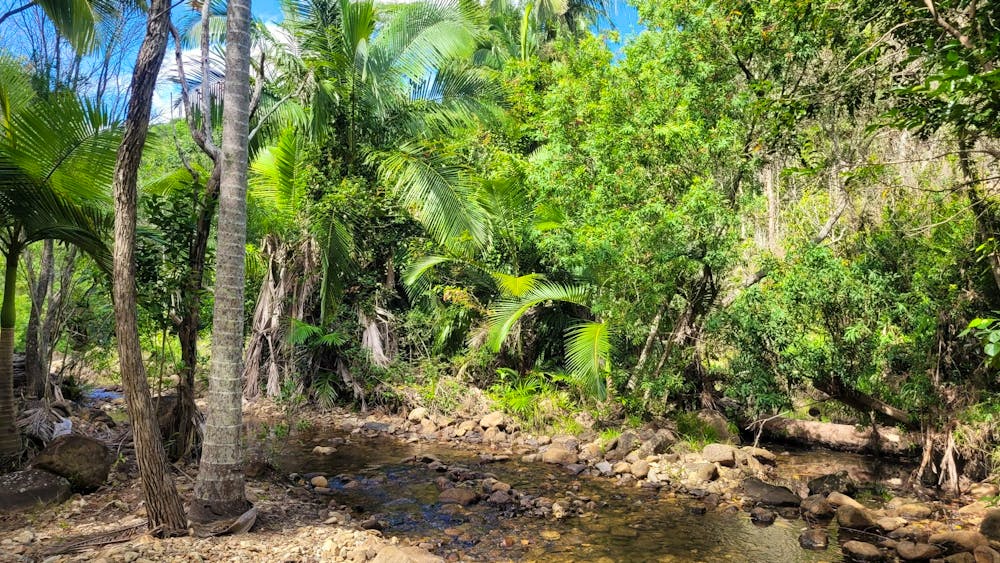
left=191, top=0, right=252, bottom=523
left=25, top=240, right=54, bottom=398
left=0, top=246, right=23, bottom=463
left=111, top=0, right=186, bottom=534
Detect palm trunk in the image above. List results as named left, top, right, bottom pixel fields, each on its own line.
left=25, top=239, right=54, bottom=398
left=191, top=0, right=252, bottom=523
left=111, top=0, right=186, bottom=534
left=0, top=247, right=22, bottom=462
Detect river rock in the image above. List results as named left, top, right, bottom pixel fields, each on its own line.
left=842, top=540, right=883, bottom=561
left=944, top=553, right=977, bottom=563
left=807, top=471, right=857, bottom=496
left=896, top=503, right=933, bottom=519
left=438, top=487, right=478, bottom=506
left=970, top=483, right=1000, bottom=498
left=958, top=501, right=991, bottom=518
left=310, top=475, right=328, bottom=488
left=612, top=461, right=631, bottom=475
left=702, top=444, right=737, bottom=467
left=876, top=516, right=908, bottom=532
left=420, top=419, right=439, bottom=436
left=596, top=461, right=614, bottom=476
left=800, top=494, right=834, bottom=519
left=798, top=528, right=828, bottom=549
left=637, top=428, right=676, bottom=456
left=750, top=507, right=776, bottom=525
left=551, top=435, right=580, bottom=451
left=408, top=407, right=428, bottom=422
left=742, top=478, right=800, bottom=507
left=837, top=505, right=879, bottom=530
left=605, top=432, right=639, bottom=461
left=487, top=490, right=511, bottom=505
left=579, top=442, right=602, bottom=461
left=30, top=435, right=110, bottom=492
left=371, top=545, right=444, bottom=563
left=685, top=462, right=718, bottom=483
left=541, top=446, right=578, bottom=465
left=479, top=412, right=505, bottom=429
left=928, top=531, right=989, bottom=555
left=827, top=491, right=864, bottom=509
left=312, top=446, right=336, bottom=455
left=973, top=545, right=1000, bottom=563
left=630, top=460, right=650, bottom=478
left=980, top=509, right=1000, bottom=541
left=895, top=541, right=942, bottom=561
left=740, top=446, right=777, bottom=464
left=0, top=469, right=71, bottom=512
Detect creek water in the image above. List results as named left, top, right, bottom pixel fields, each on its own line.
left=260, top=427, right=894, bottom=562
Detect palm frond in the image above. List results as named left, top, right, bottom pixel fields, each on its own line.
left=402, top=254, right=452, bottom=299
left=486, top=280, right=586, bottom=352
left=565, top=320, right=611, bottom=400
left=492, top=272, right=545, bottom=298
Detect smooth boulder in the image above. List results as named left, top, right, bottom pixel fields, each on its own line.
left=30, top=435, right=110, bottom=492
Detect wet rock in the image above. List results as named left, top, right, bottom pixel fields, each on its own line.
left=0, top=469, right=71, bottom=512
left=980, top=509, right=1000, bottom=541
left=408, top=407, right=428, bottom=422
left=438, top=487, right=478, bottom=506
left=541, top=446, right=578, bottom=465
left=877, top=517, right=908, bottom=533
left=564, top=463, right=587, bottom=475
left=837, top=505, right=879, bottom=530
left=702, top=444, right=737, bottom=467
left=371, top=545, right=444, bottom=563
left=896, top=541, right=942, bottom=561
left=750, top=507, right=776, bottom=525
left=689, top=505, right=707, bottom=515
left=552, top=501, right=568, bottom=519
left=801, top=494, right=835, bottom=519
left=927, top=531, right=988, bottom=555
left=630, top=460, right=650, bottom=479
left=842, top=540, right=883, bottom=561
left=30, top=435, right=110, bottom=492
left=310, top=475, right=328, bottom=488
left=828, top=491, right=864, bottom=509
left=896, top=503, right=934, bottom=520
left=312, top=445, right=336, bottom=455
left=973, top=545, right=1000, bottom=563
left=888, top=525, right=930, bottom=543
left=362, top=421, right=392, bottom=433
left=799, top=529, right=828, bottom=550
left=742, top=478, right=800, bottom=507
left=807, top=471, right=857, bottom=496
left=684, top=462, right=718, bottom=483
left=540, top=530, right=561, bottom=541
left=479, top=412, right=505, bottom=429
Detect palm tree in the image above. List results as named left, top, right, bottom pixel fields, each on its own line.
left=0, top=59, right=118, bottom=463
left=190, top=0, right=253, bottom=524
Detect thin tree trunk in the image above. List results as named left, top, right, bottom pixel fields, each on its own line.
left=0, top=247, right=23, bottom=462
left=191, top=0, right=252, bottom=523
left=24, top=240, right=53, bottom=398
left=111, top=0, right=186, bottom=534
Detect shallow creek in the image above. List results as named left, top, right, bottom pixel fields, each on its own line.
left=260, top=427, right=902, bottom=562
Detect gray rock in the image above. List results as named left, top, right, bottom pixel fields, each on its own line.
left=740, top=446, right=777, bottom=464
left=684, top=462, right=719, bottom=483
left=479, top=412, right=505, bottom=429
left=927, top=530, right=988, bottom=555
left=799, top=528, right=828, bottom=550
left=605, top=431, right=640, bottom=462
left=407, top=407, right=428, bottom=422
left=841, top=540, right=883, bottom=561
left=696, top=410, right=735, bottom=443
left=30, top=435, right=110, bottom=492
left=742, top=478, right=800, bottom=507
left=701, top=444, right=737, bottom=467
left=827, top=491, right=864, bottom=509
left=0, top=469, right=71, bottom=512
left=595, top=461, right=614, bottom=476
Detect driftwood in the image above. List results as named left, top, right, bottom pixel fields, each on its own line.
left=761, top=417, right=920, bottom=456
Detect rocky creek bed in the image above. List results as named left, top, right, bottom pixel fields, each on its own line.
left=4, top=397, right=1000, bottom=562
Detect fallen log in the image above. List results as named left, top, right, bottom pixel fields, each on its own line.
left=760, top=417, right=920, bottom=456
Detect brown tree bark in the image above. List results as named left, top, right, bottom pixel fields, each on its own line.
left=190, top=0, right=252, bottom=523
left=111, top=0, right=186, bottom=534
